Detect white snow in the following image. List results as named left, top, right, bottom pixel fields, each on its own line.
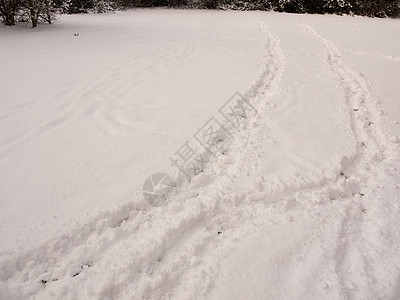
left=1, top=9, right=400, bottom=300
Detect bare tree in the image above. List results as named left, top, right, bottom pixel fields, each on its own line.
left=19, top=0, right=58, bottom=28
left=0, top=0, right=21, bottom=25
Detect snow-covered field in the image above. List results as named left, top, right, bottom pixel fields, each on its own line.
left=1, top=9, right=400, bottom=299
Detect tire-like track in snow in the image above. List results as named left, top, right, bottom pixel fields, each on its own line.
left=210, top=23, right=400, bottom=300
left=300, top=24, right=400, bottom=299
left=1, top=20, right=400, bottom=300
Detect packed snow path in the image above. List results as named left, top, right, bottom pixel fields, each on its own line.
left=1, top=10, right=400, bottom=300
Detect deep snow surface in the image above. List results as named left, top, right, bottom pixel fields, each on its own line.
left=0, top=10, right=400, bottom=300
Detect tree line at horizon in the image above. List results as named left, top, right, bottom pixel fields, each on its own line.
left=1, top=0, right=399, bottom=28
